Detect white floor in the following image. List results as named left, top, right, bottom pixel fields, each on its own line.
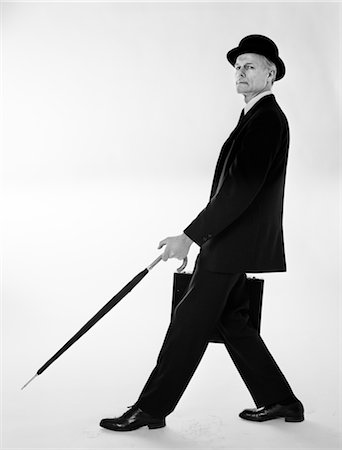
left=2, top=180, right=341, bottom=449
left=3, top=344, right=341, bottom=450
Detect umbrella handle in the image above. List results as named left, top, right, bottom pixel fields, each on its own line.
left=176, top=257, right=188, bottom=273
left=147, top=255, right=188, bottom=272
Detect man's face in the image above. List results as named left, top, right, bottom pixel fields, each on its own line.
left=234, top=53, right=270, bottom=97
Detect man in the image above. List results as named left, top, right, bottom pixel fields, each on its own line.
left=100, top=35, right=304, bottom=431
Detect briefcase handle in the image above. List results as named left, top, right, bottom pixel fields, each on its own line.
left=147, top=255, right=188, bottom=273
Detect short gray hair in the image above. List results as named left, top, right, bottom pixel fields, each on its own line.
left=260, top=55, right=277, bottom=84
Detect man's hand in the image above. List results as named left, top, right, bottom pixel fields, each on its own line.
left=158, top=233, right=193, bottom=262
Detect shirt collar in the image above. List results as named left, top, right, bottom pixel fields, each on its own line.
left=244, top=90, right=273, bottom=115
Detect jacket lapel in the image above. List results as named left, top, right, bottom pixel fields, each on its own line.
left=232, top=94, right=275, bottom=139
left=210, top=95, right=276, bottom=199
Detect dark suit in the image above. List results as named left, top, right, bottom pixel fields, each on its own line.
left=135, top=94, right=296, bottom=418
left=185, top=94, right=289, bottom=273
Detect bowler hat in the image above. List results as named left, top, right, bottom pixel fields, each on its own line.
left=227, top=35, right=285, bottom=81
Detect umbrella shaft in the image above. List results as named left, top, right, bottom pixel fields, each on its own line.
left=147, top=255, right=163, bottom=271
left=37, top=268, right=148, bottom=375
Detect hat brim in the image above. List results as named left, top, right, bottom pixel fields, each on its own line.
left=227, top=47, right=285, bottom=81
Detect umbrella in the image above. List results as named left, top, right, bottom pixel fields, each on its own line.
left=21, top=254, right=188, bottom=390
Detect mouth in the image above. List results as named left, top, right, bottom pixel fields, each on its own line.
left=236, top=81, right=247, bottom=85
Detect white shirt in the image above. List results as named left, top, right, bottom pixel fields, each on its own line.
left=244, top=90, right=273, bottom=115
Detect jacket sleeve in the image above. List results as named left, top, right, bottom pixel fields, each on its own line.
left=183, top=111, right=282, bottom=246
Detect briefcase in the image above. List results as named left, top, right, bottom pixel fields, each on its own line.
left=171, top=272, right=264, bottom=343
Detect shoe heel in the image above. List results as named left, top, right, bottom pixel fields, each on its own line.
left=285, top=415, right=304, bottom=422
left=148, top=419, right=166, bottom=429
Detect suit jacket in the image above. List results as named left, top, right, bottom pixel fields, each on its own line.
left=184, top=94, right=289, bottom=273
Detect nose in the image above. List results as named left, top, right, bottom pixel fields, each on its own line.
left=236, top=68, right=246, bottom=79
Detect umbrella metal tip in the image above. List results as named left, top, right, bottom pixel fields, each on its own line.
left=21, top=373, right=38, bottom=390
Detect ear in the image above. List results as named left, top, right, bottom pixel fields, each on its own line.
left=267, top=70, right=275, bottom=84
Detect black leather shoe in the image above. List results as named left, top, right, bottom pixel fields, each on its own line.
left=239, top=400, right=304, bottom=422
left=99, top=405, right=166, bottom=431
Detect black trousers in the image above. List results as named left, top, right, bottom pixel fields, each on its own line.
left=135, top=257, right=296, bottom=418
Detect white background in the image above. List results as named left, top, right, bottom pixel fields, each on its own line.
left=1, top=1, right=341, bottom=449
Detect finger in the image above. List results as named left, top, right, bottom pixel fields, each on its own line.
left=158, top=239, right=167, bottom=249
left=162, top=249, right=169, bottom=261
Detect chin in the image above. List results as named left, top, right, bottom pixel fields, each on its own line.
left=236, top=85, right=248, bottom=94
